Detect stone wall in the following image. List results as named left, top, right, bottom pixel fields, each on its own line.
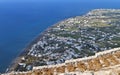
left=2, top=47, right=120, bottom=75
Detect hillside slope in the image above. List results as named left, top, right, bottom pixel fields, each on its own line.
left=2, top=47, right=120, bottom=75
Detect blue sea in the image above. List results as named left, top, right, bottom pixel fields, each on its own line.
left=0, top=0, right=120, bottom=73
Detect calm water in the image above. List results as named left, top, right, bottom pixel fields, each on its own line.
left=0, top=0, right=120, bottom=73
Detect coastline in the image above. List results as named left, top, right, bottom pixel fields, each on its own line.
left=6, top=10, right=92, bottom=72
left=5, top=9, right=98, bottom=72
left=6, top=16, right=78, bottom=72
left=5, top=8, right=120, bottom=72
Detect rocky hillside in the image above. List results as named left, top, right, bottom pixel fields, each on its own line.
left=2, top=47, right=120, bottom=75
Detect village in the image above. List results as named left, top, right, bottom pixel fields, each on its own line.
left=11, top=9, right=120, bottom=72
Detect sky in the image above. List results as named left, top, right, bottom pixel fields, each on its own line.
left=0, top=0, right=120, bottom=2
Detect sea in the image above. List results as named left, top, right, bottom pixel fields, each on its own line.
left=0, top=0, right=120, bottom=73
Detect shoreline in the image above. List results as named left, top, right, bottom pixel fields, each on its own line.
left=6, top=9, right=92, bottom=72
left=6, top=16, right=79, bottom=72
left=5, top=8, right=119, bottom=72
